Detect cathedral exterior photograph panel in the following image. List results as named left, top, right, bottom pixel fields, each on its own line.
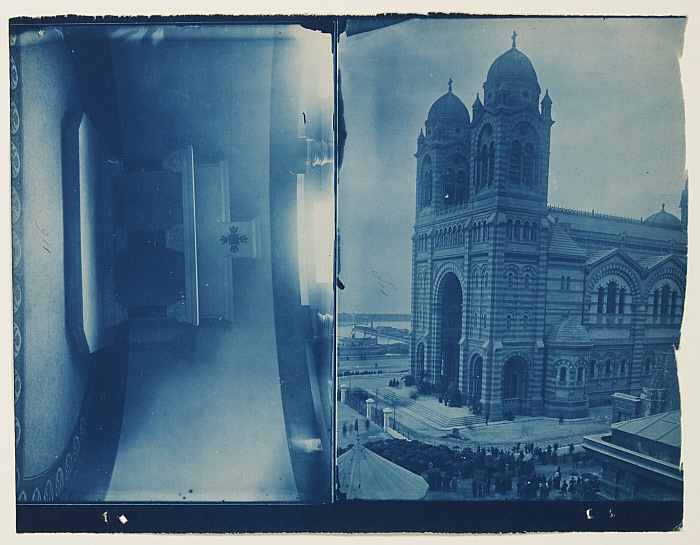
left=408, top=28, right=686, bottom=423
left=337, top=16, right=686, bottom=506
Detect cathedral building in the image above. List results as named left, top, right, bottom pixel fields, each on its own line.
left=410, top=34, right=687, bottom=421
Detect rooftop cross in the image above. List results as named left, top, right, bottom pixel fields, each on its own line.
left=512, top=30, right=517, bottom=49
left=448, top=77, right=453, bottom=92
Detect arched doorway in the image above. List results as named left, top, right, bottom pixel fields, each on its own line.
left=440, top=273, right=462, bottom=386
left=502, top=356, right=528, bottom=414
left=470, top=355, right=483, bottom=410
left=416, top=342, right=425, bottom=381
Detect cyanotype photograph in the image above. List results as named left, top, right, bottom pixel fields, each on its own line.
left=9, top=10, right=692, bottom=535
left=10, top=19, right=335, bottom=505
left=336, top=16, right=686, bottom=507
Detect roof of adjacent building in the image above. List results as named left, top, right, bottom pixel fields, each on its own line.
left=548, top=208, right=686, bottom=241
left=427, top=90, right=470, bottom=123
left=337, top=441, right=429, bottom=500
left=546, top=317, right=592, bottom=346
left=612, top=410, right=681, bottom=449
left=644, top=204, right=683, bottom=228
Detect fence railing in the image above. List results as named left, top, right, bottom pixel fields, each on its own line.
left=343, top=389, right=426, bottom=442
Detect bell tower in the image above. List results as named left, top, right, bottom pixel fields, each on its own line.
left=415, top=79, right=471, bottom=219
left=470, top=31, right=553, bottom=210
left=464, top=34, right=555, bottom=420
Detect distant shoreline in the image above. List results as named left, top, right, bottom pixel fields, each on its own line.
left=338, top=312, right=411, bottom=324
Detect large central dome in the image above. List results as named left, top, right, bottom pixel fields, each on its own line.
left=486, top=47, right=539, bottom=85
left=483, top=34, right=542, bottom=110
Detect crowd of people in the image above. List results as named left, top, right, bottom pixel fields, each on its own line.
left=340, top=438, right=599, bottom=500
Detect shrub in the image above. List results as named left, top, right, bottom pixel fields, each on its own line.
left=446, top=380, right=462, bottom=407
left=409, top=387, right=419, bottom=400
left=403, top=375, right=416, bottom=387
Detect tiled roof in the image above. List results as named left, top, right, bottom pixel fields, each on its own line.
left=637, top=255, right=673, bottom=270
left=584, top=248, right=618, bottom=266
left=546, top=317, right=592, bottom=346
left=548, top=225, right=586, bottom=259
left=612, top=411, right=681, bottom=449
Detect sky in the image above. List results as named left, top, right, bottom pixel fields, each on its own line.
left=337, top=17, right=687, bottom=315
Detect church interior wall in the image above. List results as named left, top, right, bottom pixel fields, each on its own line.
left=19, top=33, right=93, bottom=478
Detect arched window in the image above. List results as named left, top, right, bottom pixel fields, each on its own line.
left=653, top=289, right=660, bottom=315
left=620, top=359, right=626, bottom=375
left=488, top=142, right=495, bottom=186
left=566, top=277, right=571, bottom=291
left=419, top=155, right=432, bottom=208
left=480, top=144, right=489, bottom=190
left=524, top=274, right=530, bottom=290
left=645, top=357, right=652, bottom=374
left=506, top=314, right=512, bottom=330
left=661, top=285, right=671, bottom=315
left=509, top=140, right=522, bottom=184
left=508, top=273, right=514, bottom=288
left=605, top=360, right=612, bottom=376
left=482, top=313, right=487, bottom=330
left=524, top=221, right=530, bottom=241
left=514, top=220, right=521, bottom=241
left=523, top=143, right=535, bottom=185
left=597, top=287, right=605, bottom=314
left=561, top=276, right=566, bottom=290
left=590, top=360, right=596, bottom=378
left=522, top=314, right=529, bottom=330
left=618, top=287, right=625, bottom=314
left=577, top=367, right=584, bottom=382
left=506, top=219, right=513, bottom=240
left=607, top=281, right=617, bottom=314
left=671, top=290, right=678, bottom=315
left=559, top=367, right=567, bottom=382
left=532, top=222, right=538, bottom=241
left=483, top=272, right=488, bottom=294
left=484, top=222, right=489, bottom=241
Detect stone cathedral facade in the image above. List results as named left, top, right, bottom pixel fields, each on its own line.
left=410, top=36, right=687, bottom=421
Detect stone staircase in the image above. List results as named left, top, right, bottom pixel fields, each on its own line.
left=375, top=388, right=485, bottom=430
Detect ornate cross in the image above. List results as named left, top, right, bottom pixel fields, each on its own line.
left=448, top=77, right=453, bottom=92
left=512, top=30, right=517, bottom=49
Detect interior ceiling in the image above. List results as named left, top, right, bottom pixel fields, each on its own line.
left=107, top=26, right=279, bottom=163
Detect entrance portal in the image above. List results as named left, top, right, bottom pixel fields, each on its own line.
left=440, top=273, right=462, bottom=386
left=502, top=356, right=528, bottom=414
left=416, top=342, right=425, bottom=381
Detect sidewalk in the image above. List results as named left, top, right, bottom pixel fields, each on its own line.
left=336, top=400, right=391, bottom=451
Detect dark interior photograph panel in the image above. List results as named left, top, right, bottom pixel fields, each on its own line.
left=10, top=21, right=335, bottom=503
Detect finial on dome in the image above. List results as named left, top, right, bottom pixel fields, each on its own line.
left=448, top=77, right=453, bottom=93
left=511, top=30, right=517, bottom=49
left=662, top=203, right=665, bottom=211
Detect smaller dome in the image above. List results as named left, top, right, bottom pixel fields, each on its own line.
left=644, top=204, right=682, bottom=228
left=547, top=318, right=591, bottom=346
left=427, top=90, right=470, bottom=124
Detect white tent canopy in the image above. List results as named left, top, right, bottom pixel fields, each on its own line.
left=337, top=442, right=429, bottom=500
